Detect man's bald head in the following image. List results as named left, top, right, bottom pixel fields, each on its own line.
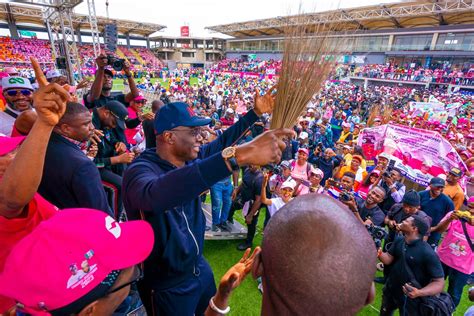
left=260, top=194, right=376, bottom=315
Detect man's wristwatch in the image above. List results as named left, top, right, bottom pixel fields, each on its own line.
left=222, top=146, right=239, bottom=171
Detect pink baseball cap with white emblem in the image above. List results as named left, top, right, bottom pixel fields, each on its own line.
left=0, top=208, right=154, bottom=315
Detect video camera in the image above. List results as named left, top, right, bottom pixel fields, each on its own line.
left=106, top=55, right=125, bottom=71
left=366, top=224, right=388, bottom=249
left=262, top=164, right=282, bottom=176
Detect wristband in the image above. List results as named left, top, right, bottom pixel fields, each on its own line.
left=125, top=73, right=132, bottom=78
left=209, top=296, right=230, bottom=314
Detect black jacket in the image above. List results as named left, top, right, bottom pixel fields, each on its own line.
left=38, top=132, right=112, bottom=215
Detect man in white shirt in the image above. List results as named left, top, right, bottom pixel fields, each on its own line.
left=215, top=89, right=224, bottom=116
left=0, top=76, right=34, bottom=136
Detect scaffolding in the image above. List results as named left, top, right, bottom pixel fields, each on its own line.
left=86, top=0, right=101, bottom=58
left=42, top=4, right=82, bottom=84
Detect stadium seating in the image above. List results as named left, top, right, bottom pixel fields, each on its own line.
left=0, top=36, right=163, bottom=74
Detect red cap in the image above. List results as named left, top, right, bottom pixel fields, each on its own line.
left=0, top=136, right=25, bottom=156
left=0, top=209, right=154, bottom=314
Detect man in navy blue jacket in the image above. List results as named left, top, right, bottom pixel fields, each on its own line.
left=123, top=92, right=293, bottom=315
left=38, top=102, right=112, bottom=216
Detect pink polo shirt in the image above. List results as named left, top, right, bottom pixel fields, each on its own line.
left=437, top=211, right=474, bottom=275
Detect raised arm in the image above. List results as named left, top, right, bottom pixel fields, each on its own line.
left=86, top=54, right=107, bottom=105
left=0, top=58, right=69, bottom=218
left=260, top=173, right=272, bottom=206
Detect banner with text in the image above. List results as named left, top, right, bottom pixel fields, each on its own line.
left=358, top=124, right=467, bottom=187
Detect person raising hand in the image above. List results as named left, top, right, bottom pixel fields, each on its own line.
left=0, top=57, right=70, bottom=314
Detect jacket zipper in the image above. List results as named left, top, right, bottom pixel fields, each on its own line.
left=181, top=210, right=200, bottom=256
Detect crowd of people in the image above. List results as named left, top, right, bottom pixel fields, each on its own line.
left=0, top=36, right=163, bottom=77
left=0, top=49, right=473, bottom=316
left=345, top=63, right=474, bottom=86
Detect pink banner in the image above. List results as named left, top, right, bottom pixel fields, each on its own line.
left=358, top=124, right=467, bottom=187
left=209, top=70, right=278, bottom=79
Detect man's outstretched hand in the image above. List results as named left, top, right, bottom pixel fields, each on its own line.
left=218, top=247, right=261, bottom=295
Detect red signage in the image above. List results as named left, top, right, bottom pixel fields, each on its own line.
left=181, top=26, right=189, bottom=37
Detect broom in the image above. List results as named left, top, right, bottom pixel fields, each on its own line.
left=270, top=14, right=346, bottom=129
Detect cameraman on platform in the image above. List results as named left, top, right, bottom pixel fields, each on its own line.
left=85, top=54, right=140, bottom=109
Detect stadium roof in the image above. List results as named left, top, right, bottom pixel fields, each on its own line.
left=0, top=2, right=166, bottom=36
left=206, top=0, right=474, bottom=38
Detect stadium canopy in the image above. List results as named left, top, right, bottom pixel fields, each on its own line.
left=206, top=0, right=474, bottom=38
left=0, top=2, right=166, bottom=36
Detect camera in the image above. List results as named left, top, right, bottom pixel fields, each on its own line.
left=106, top=55, right=125, bottom=71
left=327, top=178, right=341, bottom=189
left=339, top=190, right=353, bottom=202
left=382, top=171, right=390, bottom=178
left=262, top=164, right=282, bottom=175
left=366, top=224, right=388, bottom=248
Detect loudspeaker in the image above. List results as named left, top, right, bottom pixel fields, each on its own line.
left=56, top=57, right=67, bottom=70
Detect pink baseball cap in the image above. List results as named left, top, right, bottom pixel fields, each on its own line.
left=0, top=136, right=25, bottom=156
left=0, top=208, right=154, bottom=315
left=133, top=94, right=147, bottom=102
left=309, top=166, right=324, bottom=178
left=298, top=148, right=309, bottom=155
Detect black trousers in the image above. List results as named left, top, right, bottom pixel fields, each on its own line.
left=380, top=290, right=419, bottom=316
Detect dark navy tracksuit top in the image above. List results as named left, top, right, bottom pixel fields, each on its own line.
left=123, top=110, right=259, bottom=290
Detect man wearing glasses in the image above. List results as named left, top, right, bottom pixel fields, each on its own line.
left=123, top=93, right=293, bottom=315
left=0, top=76, right=34, bottom=136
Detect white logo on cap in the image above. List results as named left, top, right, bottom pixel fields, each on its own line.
left=105, top=216, right=121, bottom=239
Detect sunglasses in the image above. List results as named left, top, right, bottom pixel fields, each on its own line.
left=135, top=100, right=146, bottom=104
left=171, top=127, right=208, bottom=139
left=6, top=89, right=32, bottom=97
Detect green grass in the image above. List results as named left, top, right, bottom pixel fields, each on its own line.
left=203, top=206, right=472, bottom=315
left=112, top=77, right=199, bottom=91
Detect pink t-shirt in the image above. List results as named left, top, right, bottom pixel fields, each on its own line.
left=125, top=108, right=140, bottom=145
left=437, top=211, right=474, bottom=275
left=291, top=162, right=309, bottom=195
left=0, top=193, right=58, bottom=312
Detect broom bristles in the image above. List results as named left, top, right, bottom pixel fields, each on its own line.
left=270, top=13, right=347, bottom=129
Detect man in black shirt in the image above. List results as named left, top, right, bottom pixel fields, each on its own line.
left=378, top=214, right=445, bottom=316
left=229, top=165, right=265, bottom=250
left=84, top=54, right=140, bottom=109
left=343, top=186, right=386, bottom=226
left=385, top=190, right=432, bottom=246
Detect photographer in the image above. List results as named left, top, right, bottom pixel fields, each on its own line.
left=378, top=215, right=445, bottom=316
left=326, top=171, right=357, bottom=199
left=268, top=160, right=292, bottom=196
left=310, top=147, right=342, bottom=186
left=342, top=185, right=386, bottom=226
left=379, top=168, right=406, bottom=214
left=84, top=54, right=140, bottom=109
